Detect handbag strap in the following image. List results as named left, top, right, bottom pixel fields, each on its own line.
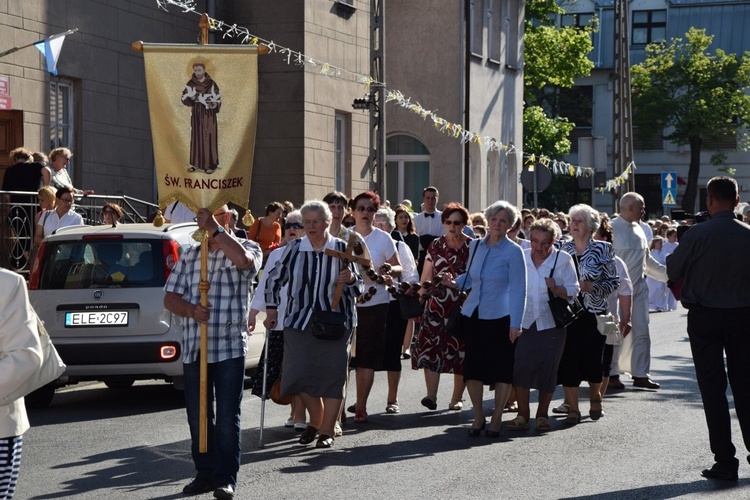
left=548, top=249, right=560, bottom=279
left=458, top=239, right=479, bottom=293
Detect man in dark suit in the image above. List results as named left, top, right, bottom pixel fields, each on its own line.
left=667, top=176, right=750, bottom=482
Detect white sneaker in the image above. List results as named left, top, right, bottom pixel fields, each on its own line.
left=284, top=419, right=295, bottom=428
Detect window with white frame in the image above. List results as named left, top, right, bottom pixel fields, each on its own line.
left=50, top=79, right=74, bottom=173
left=334, top=112, right=348, bottom=192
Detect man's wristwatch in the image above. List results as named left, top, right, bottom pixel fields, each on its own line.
left=212, top=226, right=225, bottom=238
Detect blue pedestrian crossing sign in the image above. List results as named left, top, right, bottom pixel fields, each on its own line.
left=662, top=188, right=677, bottom=206
left=661, top=172, right=678, bottom=206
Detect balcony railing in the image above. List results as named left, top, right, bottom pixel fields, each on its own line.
left=0, top=191, right=159, bottom=275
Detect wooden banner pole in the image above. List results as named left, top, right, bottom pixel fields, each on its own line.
left=197, top=12, right=210, bottom=455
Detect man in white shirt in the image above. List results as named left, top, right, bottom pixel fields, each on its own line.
left=611, top=192, right=668, bottom=389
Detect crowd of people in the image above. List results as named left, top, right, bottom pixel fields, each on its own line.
left=161, top=179, right=750, bottom=497
left=5, top=147, right=748, bottom=496
left=236, top=187, right=703, bottom=444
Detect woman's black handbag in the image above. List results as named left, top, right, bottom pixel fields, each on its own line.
left=311, top=309, right=347, bottom=340
left=546, top=250, right=585, bottom=328
left=398, top=295, right=423, bottom=319
left=445, top=241, right=479, bottom=340
left=445, top=305, right=465, bottom=338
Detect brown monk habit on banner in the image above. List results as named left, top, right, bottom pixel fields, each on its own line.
left=182, top=62, right=221, bottom=174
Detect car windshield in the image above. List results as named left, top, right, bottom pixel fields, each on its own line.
left=38, top=239, right=164, bottom=289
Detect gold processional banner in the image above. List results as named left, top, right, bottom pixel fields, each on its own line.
left=142, top=44, right=258, bottom=213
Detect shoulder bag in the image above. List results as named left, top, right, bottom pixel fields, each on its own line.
left=445, top=240, right=478, bottom=339
left=0, top=311, right=66, bottom=406
left=311, top=308, right=347, bottom=341
left=547, top=250, right=585, bottom=329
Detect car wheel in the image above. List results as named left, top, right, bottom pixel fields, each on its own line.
left=104, top=378, right=135, bottom=389
left=24, top=384, right=56, bottom=409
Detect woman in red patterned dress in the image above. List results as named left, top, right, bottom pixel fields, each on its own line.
left=412, top=203, right=472, bottom=411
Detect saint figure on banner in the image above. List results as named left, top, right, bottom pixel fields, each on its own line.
left=181, top=61, right=222, bottom=174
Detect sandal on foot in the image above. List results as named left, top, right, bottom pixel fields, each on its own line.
left=468, top=421, right=486, bottom=437
left=590, top=399, right=603, bottom=420
left=299, top=425, right=318, bottom=445
left=420, top=396, right=437, bottom=411
left=353, top=409, right=369, bottom=423
left=564, top=409, right=581, bottom=425
left=334, top=422, right=343, bottom=437
left=315, top=434, right=334, bottom=448
left=552, top=403, right=570, bottom=414
left=536, top=416, right=552, bottom=432
left=448, top=399, right=464, bottom=411
left=507, top=416, right=530, bottom=431
left=386, top=401, right=400, bottom=413
left=294, top=422, right=308, bottom=432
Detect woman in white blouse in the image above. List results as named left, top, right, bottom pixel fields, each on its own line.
left=510, top=218, right=579, bottom=432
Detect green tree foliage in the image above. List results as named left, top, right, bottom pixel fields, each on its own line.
left=522, top=0, right=597, bottom=209
left=631, top=27, right=750, bottom=211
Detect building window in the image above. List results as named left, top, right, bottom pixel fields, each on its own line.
left=385, top=135, right=430, bottom=205
left=505, top=0, right=520, bottom=69
left=560, top=13, right=594, bottom=29
left=488, top=0, right=502, bottom=62
left=633, top=126, right=663, bottom=151
left=334, top=112, right=349, bottom=193
left=50, top=79, right=74, bottom=174
left=632, top=10, right=666, bottom=45
left=471, top=0, right=485, bottom=56
left=555, top=85, right=593, bottom=153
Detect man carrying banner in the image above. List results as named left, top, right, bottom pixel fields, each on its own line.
left=164, top=206, right=261, bottom=499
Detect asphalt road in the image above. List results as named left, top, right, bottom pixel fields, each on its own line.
left=16, top=305, right=750, bottom=499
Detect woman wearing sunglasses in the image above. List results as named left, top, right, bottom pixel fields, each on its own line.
left=348, top=191, right=402, bottom=424
left=101, top=202, right=123, bottom=226
left=412, top=202, right=471, bottom=412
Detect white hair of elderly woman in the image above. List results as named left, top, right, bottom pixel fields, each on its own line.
left=300, top=200, right=332, bottom=223
left=484, top=200, right=519, bottom=227
left=286, top=210, right=302, bottom=224
left=568, top=203, right=601, bottom=235
left=375, top=207, right=396, bottom=231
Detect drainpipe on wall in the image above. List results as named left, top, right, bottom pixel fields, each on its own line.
left=597, top=6, right=603, bottom=68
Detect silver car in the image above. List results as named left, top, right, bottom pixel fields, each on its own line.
left=27, top=222, right=263, bottom=407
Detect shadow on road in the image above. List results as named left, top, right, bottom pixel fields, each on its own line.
left=560, top=478, right=750, bottom=499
